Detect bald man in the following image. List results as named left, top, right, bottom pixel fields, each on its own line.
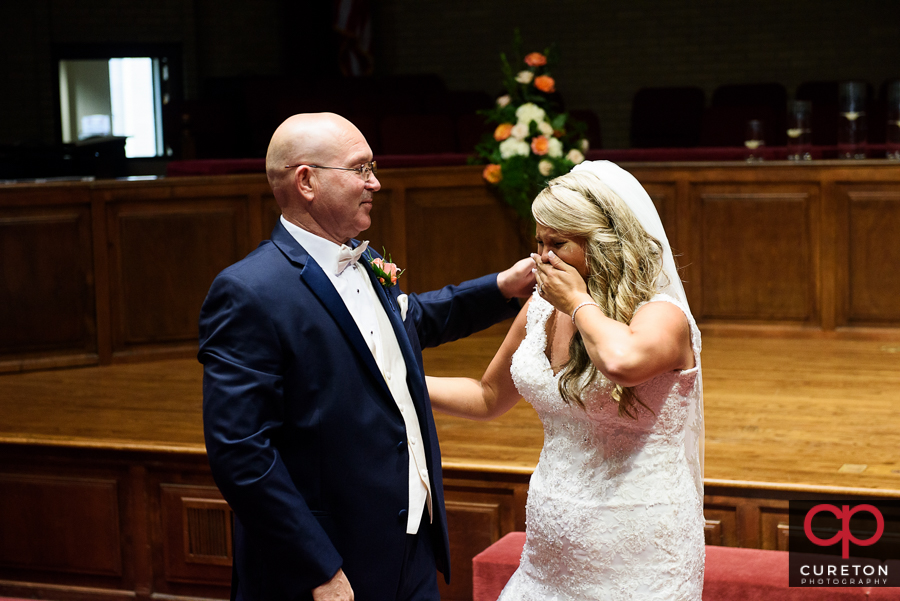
left=199, top=114, right=534, bottom=601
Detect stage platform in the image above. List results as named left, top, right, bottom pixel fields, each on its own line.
left=425, top=322, right=900, bottom=493
left=1, top=327, right=899, bottom=601
left=4, top=326, right=899, bottom=492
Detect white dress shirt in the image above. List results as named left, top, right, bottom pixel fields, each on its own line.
left=281, top=217, right=432, bottom=534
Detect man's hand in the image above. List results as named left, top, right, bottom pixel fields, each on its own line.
left=313, top=569, right=353, bottom=601
left=497, top=257, right=537, bottom=299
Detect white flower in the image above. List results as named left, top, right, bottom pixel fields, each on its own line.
left=496, top=94, right=511, bottom=108
left=538, top=121, right=554, bottom=136
left=515, top=102, right=546, bottom=126
left=580, top=138, right=590, bottom=153
left=515, top=70, right=534, bottom=84
left=499, top=137, right=530, bottom=159
left=510, top=123, right=530, bottom=140
left=538, top=160, right=554, bottom=176
left=548, top=137, right=563, bottom=158
left=566, top=148, right=585, bottom=164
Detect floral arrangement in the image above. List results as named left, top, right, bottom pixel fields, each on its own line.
left=368, top=249, right=404, bottom=288
left=472, top=33, right=589, bottom=221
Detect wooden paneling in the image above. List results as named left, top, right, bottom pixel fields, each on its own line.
left=701, top=499, right=740, bottom=547
left=442, top=500, right=502, bottom=601
left=704, top=519, right=723, bottom=546
left=696, top=185, right=818, bottom=323
left=3, top=162, right=900, bottom=371
left=147, top=465, right=232, bottom=601
left=260, top=194, right=281, bottom=246
left=702, top=495, right=794, bottom=551
left=107, top=198, right=249, bottom=354
left=838, top=186, right=900, bottom=325
left=440, top=476, right=527, bottom=601
left=700, top=490, right=872, bottom=556
left=642, top=181, right=679, bottom=252
left=159, top=484, right=233, bottom=584
left=0, top=206, right=96, bottom=361
left=759, top=505, right=791, bottom=551
left=363, top=188, right=398, bottom=259
left=405, top=185, right=530, bottom=294
left=2, top=328, right=900, bottom=600
left=0, top=474, right=122, bottom=576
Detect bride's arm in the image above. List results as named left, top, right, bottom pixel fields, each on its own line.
left=426, top=298, right=531, bottom=421
left=536, top=252, right=693, bottom=388
left=571, top=298, right=693, bottom=387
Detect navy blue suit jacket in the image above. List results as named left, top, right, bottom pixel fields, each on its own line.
left=199, top=221, right=519, bottom=600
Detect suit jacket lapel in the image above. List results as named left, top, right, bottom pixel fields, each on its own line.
left=361, top=258, right=426, bottom=403
left=361, top=258, right=438, bottom=473
left=271, top=224, right=393, bottom=401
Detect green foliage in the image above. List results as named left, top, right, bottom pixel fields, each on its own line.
left=471, top=31, right=591, bottom=222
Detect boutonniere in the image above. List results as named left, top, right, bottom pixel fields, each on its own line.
left=367, top=248, right=405, bottom=288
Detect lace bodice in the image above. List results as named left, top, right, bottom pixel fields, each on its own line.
left=498, top=292, right=705, bottom=601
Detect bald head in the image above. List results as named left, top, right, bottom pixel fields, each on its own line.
left=265, top=113, right=379, bottom=244
left=266, top=113, right=366, bottom=200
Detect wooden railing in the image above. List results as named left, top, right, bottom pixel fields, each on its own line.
left=2, top=160, right=899, bottom=372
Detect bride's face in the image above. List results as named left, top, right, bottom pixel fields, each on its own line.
left=535, top=224, right=588, bottom=278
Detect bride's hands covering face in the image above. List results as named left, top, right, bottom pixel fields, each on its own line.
left=533, top=225, right=593, bottom=314
left=532, top=249, right=592, bottom=316
left=531, top=236, right=591, bottom=315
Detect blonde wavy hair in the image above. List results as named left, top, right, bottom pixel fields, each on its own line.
left=532, top=171, right=666, bottom=418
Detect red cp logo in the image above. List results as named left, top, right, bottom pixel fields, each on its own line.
left=804, top=504, right=884, bottom=559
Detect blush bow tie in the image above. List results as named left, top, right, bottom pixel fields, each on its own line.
left=336, top=240, right=369, bottom=275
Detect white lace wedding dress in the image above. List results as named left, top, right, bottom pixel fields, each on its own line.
left=498, top=292, right=705, bottom=601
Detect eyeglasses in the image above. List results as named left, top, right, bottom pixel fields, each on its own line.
left=284, top=161, right=377, bottom=179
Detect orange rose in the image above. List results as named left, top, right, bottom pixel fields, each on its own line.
left=531, top=136, right=550, bottom=156
left=494, top=123, right=513, bottom=141
left=482, top=164, right=503, bottom=184
left=524, top=52, right=547, bottom=67
left=369, top=251, right=404, bottom=287
left=534, top=75, right=555, bottom=93
left=381, top=262, right=399, bottom=284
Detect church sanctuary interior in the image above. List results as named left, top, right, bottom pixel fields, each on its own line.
left=2, top=1, right=900, bottom=600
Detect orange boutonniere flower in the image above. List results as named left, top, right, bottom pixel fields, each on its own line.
left=494, top=123, right=513, bottom=141
left=530, top=136, right=550, bottom=156
left=482, top=163, right=503, bottom=183
left=534, top=75, right=556, bottom=93
left=524, top=52, right=547, bottom=67
left=368, top=249, right=405, bottom=288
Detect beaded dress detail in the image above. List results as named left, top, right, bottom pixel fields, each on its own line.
left=498, top=291, right=705, bottom=601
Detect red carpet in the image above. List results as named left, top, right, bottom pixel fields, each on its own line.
left=472, top=533, right=900, bottom=601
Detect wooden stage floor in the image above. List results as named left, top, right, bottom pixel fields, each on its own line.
left=2, top=324, right=900, bottom=496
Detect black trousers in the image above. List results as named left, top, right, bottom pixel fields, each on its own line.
left=396, top=507, right=440, bottom=601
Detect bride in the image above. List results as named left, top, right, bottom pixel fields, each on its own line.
left=426, top=161, right=705, bottom=600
